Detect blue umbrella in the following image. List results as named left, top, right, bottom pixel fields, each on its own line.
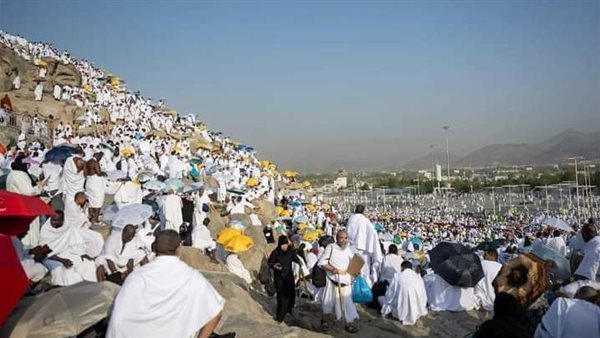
left=163, top=178, right=184, bottom=193
left=44, top=146, right=75, bottom=164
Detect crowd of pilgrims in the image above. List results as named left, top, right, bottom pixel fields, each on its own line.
left=1, top=30, right=600, bottom=338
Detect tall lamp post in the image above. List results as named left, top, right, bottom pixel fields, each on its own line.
left=569, top=157, right=584, bottom=224
left=443, top=125, right=450, bottom=185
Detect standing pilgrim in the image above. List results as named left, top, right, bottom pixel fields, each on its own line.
left=475, top=248, right=503, bottom=311
left=346, top=204, right=383, bottom=286
left=268, top=235, right=301, bottom=323
left=318, top=230, right=359, bottom=334
left=53, top=84, right=62, bottom=100
left=62, top=150, right=86, bottom=201
left=6, top=154, right=44, bottom=247
left=34, top=81, right=43, bottom=101
left=85, top=157, right=106, bottom=225
left=160, top=189, right=183, bottom=232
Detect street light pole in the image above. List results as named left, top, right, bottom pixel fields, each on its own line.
left=443, top=125, right=450, bottom=185
left=569, top=157, right=583, bottom=224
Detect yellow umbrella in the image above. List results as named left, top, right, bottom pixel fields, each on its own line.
left=303, top=231, right=319, bottom=242
left=216, top=228, right=243, bottom=245
left=297, top=223, right=308, bottom=231
left=283, top=170, right=298, bottom=178
left=246, top=177, right=259, bottom=187
left=315, top=229, right=325, bottom=236
left=279, top=209, right=291, bottom=217
left=302, top=180, right=311, bottom=188
left=120, top=147, right=134, bottom=157
left=305, top=204, right=316, bottom=212
left=275, top=206, right=284, bottom=215
left=224, top=235, right=254, bottom=253
left=34, top=59, right=48, bottom=67
left=260, top=160, right=271, bottom=167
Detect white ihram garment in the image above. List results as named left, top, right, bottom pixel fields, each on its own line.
left=474, top=259, right=502, bottom=311
left=107, top=256, right=225, bottom=338
left=318, top=243, right=359, bottom=322
left=380, top=269, right=428, bottom=325
left=39, top=219, right=98, bottom=286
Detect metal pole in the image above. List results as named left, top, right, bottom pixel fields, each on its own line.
left=545, top=185, right=549, bottom=213
left=574, top=158, right=581, bottom=224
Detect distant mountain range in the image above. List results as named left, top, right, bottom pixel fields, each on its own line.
left=403, top=129, right=600, bottom=169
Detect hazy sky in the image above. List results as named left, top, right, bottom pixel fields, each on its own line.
left=2, top=0, right=599, bottom=171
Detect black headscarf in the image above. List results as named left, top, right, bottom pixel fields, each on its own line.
left=11, top=154, right=35, bottom=186
left=268, top=236, right=297, bottom=279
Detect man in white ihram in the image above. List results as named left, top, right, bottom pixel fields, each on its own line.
left=107, top=230, right=235, bottom=338
left=380, top=260, right=428, bottom=325
left=318, top=230, right=360, bottom=334
left=346, top=204, right=383, bottom=286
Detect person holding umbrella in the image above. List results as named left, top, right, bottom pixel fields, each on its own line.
left=268, top=235, right=300, bottom=323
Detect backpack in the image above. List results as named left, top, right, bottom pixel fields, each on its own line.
left=311, top=246, right=333, bottom=288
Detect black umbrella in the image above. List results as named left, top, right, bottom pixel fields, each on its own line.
left=429, top=242, right=484, bottom=287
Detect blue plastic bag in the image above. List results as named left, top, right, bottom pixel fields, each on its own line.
left=352, top=276, right=373, bottom=304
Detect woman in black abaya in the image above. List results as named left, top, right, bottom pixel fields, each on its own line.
left=268, top=235, right=300, bottom=323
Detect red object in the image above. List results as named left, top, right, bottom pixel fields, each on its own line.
left=0, top=235, right=28, bottom=326
left=0, top=190, right=56, bottom=236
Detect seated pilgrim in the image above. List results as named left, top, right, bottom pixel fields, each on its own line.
left=96, top=224, right=149, bottom=283
left=39, top=211, right=99, bottom=286
left=380, top=261, right=428, bottom=325
left=107, top=230, right=227, bottom=338
left=535, top=286, right=600, bottom=338
left=423, top=273, right=477, bottom=311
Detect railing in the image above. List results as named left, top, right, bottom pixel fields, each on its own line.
left=0, top=109, right=52, bottom=143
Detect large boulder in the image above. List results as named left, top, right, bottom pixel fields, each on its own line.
left=0, top=45, right=81, bottom=93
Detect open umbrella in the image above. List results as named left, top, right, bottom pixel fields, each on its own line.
left=245, top=177, right=259, bottom=187
left=163, top=178, right=184, bottom=193
left=530, top=241, right=571, bottom=283
left=216, top=228, right=243, bottom=245
left=112, top=204, right=153, bottom=229
left=102, top=204, right=119, bottom=222
left=494, top=253, right=550, bottom=308
left=541, top=217, right=573, bottom=232
left=143, top=180, right=166, bottom=191
left=303, top=231, right=319, bottom=242
left=226, top=188, right=245, bottom=195
left=429, top=242, right=484, bottom=287
left=0, top=235, right=28, bottom=327
left=224, top=235, right=254, bottom=253
left=0, top=190, right=56, bottom=236
left=0, top=281, right=120, bottom=338
left=105, top=170, right=126, bottom=181
left=182, top=182, right=203, bottom=194
left=293, top=215, right=309, bottom=224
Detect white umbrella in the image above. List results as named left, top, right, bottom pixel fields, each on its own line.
left=105, top=170, right=126, bottom=181
left=112, top=204, right=153, bottom=228
left=293, top=215, right=309, bottom=224
left=143, top=180, right=166, bottom=191
left=182, top=182, right=203, bottom=194
left=541, top=217, right=573, bottom=232
left=102, top=203, right=119, bottom=221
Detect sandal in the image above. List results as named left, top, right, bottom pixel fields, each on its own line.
left=345, top=324, right=359, bottom=334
